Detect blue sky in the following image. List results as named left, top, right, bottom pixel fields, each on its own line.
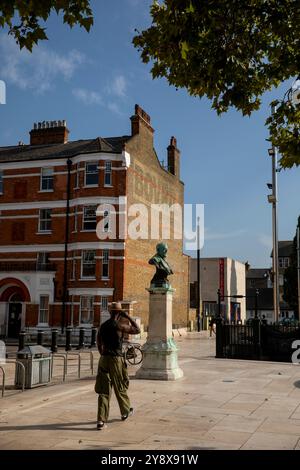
left=0, top=0, right=299, bottom=268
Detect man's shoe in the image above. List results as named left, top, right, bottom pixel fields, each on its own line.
left=121, top=408, right=134, bottom=421
left=96, top=421, right=106, bottom=430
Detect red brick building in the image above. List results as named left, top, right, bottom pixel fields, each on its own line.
left=0, top=106, right=189, bottom=338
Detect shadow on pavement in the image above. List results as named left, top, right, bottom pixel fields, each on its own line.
left=0, top=418, right=122, bottom=432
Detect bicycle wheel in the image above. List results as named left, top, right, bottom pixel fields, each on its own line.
left=125, top=345, right=143, bottom=365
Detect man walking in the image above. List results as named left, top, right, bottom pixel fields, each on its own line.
left=95, top=302, right=140, bottom=430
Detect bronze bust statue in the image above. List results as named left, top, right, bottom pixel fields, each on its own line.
left=149, top=242, right=173, bottom=287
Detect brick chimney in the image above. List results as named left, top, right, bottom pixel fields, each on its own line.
left=130, top=104, right=154, bottom=136
left=167, top=136, right=180, bottom=178
left=30, top=120, right=69, bottom=146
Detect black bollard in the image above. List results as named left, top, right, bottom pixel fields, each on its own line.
left=90, top=327, right=97, bottom=348
left=78, top=327, right=85, bottom=349
left=18, top=331, right=26, bottom=351
left=51, top=329, right=58, bottom=353
left=65, top=326, right=72, bottom=351
left=37, top=330, right=44, bottom=346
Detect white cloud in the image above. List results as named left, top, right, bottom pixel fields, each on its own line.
left=109, top=75, right=127, bottom=97
left=72, top=87, right=124, bottom=117
left=107, top=102, right=123, bottom=116
left=258, top=234, right=272, bottom=249
left=204, top=228, right=246, bottom=241
left=72, top=88, right=103, bottom=105
left=0, top=34, right=85, bottom=93
left=127, top=0, right=144, bottom=6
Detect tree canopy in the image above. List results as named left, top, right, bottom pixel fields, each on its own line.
left=133, top=0, right=300, bottom=168
left=0, top=0, right=93, bottom=51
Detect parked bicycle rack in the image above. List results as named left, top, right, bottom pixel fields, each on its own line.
left=0, top=365, right=5, bottom=397
left=66, top=351, right=81, bottom=378
left=50, top=350, right=96, bottom=381
left=1, top=360, right=26, bottom=395
left=51, top=354, right=67, bottom=382
left=81, top=350, right=98, bottom=375
left=88, top=350, right=97, bottom=375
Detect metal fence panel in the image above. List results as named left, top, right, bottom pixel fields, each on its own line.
left=216, top=320, right=300, bottom=362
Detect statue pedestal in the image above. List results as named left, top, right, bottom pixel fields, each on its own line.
left=136, top=287, right=183, bottom=381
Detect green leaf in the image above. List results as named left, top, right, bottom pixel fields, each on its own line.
left=133, top=0, right=300, bottom=169
left=0, top=1, right=94, bottom=51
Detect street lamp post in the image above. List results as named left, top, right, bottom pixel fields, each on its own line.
left=215, top=289, right=222, bottom=358
left=289, top=82, right=300, bottom=322
left=297, top=225, right=300, bottom=321
left=254, top=289, right=259, bottom=319
left=196, top=216, right=201, bottom=331
left=268, top=110, right=280, bottom=323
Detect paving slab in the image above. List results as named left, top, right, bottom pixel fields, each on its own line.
left=240, top=432, right=299, bottom=450
left=1, top=333, right=300, bottom=450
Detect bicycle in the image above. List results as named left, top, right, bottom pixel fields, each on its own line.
left=122, top=341, right=143, bottom=365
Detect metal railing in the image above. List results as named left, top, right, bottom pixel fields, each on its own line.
left=0, top=365, right=5, bottom=397
left=11, top=330, right=99, bottom=386
left=216, top=319, right=300, bottom=362
left=51, top=354, right=67, bottom=382
left=65, top=351, right=95, bottom=378
left=0, top=360, right=25, bottom=396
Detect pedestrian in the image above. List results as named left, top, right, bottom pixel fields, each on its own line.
left=95, top=302, right=140, bottom=430
left=261, top=314, right=267, bottom=325
left=209, top=317, right=216, bottom=337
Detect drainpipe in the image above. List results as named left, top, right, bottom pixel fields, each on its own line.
left=61, top=158, right=72, bottom=333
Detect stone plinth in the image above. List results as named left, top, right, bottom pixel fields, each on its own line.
left=136, top=287, right=183, bottom=380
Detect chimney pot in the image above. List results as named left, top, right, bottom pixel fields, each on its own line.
left=30, top=119, right=70, bottom=146
left=167, top=136, right=180, bottom=178
left=170, top=136, right=177, bottom=147
left=131, top=104, right=154, bottom=136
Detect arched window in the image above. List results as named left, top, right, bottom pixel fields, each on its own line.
left=9, top=293, right=22, bottom=302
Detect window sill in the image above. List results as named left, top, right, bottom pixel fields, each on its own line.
left=79, top=278, right=96, bottom=281
left=38, top=190, right=54, bottom=193
left=81, top=229, right=96, bottom=233
left=37, top=323, right=49, bottom=327
left=104, top=185, right=113, bottom=188
left=83, top=184, right=98, bottom=188
left=101, top=278, right=110, bottom=281
left=36, top=231, right=52, bottom=235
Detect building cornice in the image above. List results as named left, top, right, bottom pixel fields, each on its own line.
left=0, top=196, right=122, bottom=211
left=0, top=152, right=126, bottom=170
left=0, top=242, right=125, bottom=253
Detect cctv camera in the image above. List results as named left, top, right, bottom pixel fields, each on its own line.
left=268, top=148, right=275, bottom=157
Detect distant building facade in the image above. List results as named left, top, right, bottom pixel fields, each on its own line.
left=189, top=257, right=246, bottom=323
left=0, top=106, right=189, bottom=338
left=246, top=241, right=295, bottom=323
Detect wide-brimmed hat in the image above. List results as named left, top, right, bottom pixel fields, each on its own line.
left=108, top=301, right=125, bottom=312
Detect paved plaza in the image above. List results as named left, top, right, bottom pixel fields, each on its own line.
left=1, top=333, right=300, bottom=450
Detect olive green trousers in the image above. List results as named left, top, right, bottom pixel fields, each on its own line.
left=95, top=355, right=131, bottom=422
